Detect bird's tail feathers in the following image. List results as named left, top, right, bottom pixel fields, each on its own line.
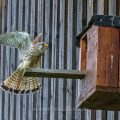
left=1, top=68, right=41, bottom=94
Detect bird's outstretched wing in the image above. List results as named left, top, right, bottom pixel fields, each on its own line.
left=0, top=31, right=33, bottom=60
left=33, top=33, right=42, bottom=45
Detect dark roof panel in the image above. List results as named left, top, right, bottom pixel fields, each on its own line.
left=76, top=15, right=120, bottom=47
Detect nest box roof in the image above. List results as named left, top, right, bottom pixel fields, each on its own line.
left=76, top=15, right=120, bottom=47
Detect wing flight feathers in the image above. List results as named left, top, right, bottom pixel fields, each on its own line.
left=0, top=31, right=32, bottom=49
left=0, top=32, right=33, bottom=60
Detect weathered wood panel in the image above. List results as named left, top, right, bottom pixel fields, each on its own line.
left=36, top=1, right=43, bottom=120
left=0, top=1, right=2, bottom=120
left=50, top=0, right=60, bottom=120
left=66, top=0, right=74, bottom=119
left=0, top=0, right=6, bottom=120
left=0, top=0, right=120, bottom=120
left=23, top=1, right=30, bottom=120
left=76, top=0, right=82, bottom=120
left=107, top=0, right=117, bottom=119
left=42, top=0, right=52, bottom=120
left=58, top=0, right=66, bottom=119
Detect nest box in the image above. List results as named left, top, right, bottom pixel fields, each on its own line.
left=76, top=15, right=120, bottom=110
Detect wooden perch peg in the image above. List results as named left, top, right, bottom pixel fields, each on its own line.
left=24, top=68, right=87, bottom=79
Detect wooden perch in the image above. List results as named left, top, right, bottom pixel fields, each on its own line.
left=24, top=68, right=86, bottom=79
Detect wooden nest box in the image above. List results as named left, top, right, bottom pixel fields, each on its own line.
left=76, top=15, right=120, bottom=110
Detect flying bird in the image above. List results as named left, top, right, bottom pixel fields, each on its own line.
left=0, top=32, right=48, bottom=94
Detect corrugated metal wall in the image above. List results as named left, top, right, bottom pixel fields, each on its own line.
left=0, top=0, right=120, bottom=120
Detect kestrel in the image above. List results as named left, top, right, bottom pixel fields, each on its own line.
left=0, top=32, right=48, bottom=94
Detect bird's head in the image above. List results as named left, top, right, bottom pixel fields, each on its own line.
left=33, top=33, right=48, bottom=54
left=36, top=42, right=48, bottom=54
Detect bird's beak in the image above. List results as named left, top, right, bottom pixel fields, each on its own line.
left=44, top=43, right=48, bottom=48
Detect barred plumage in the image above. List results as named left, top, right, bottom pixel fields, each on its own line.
left=0, top=32, right=48, bottom=94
